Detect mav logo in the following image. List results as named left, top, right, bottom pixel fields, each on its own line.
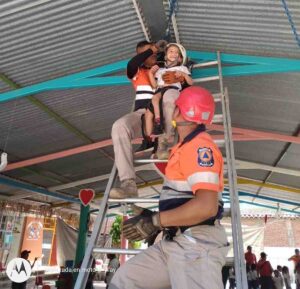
left=6, top=258, right=32, bottom=283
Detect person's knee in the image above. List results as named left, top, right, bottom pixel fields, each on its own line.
left=112, top=118, right=129, bottom=140
left=107, top=283, right=120, bottom=289
left=108, top=266, right=128, bottom=289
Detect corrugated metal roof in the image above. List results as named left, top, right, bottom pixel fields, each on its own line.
left=0, top=0, right=144, bottom=85
left=175, top=0, right=300, bottom=58
left=0, top=97, right=87, bottom=158
left=38, top=86, right=135, bottom=140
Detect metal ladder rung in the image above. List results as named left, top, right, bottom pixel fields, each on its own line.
left=108, top=198, right=159, bottom=204
left=93, top=248, right=142, bottom=255
left=193, top=60, right=218, bottom=68
left=135, top=159, right=168, bottom=164
left=214, top=139, right=225, bottom=146
left=213, top=92, right=222, bottom=102
left=223, top=207, right=231, bottom=217
left=212, top=114, right=223, bottom=123
left=193, top=76, right=220, bottom=83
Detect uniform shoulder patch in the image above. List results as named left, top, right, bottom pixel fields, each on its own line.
left=197, top=147, right=214, bottom=167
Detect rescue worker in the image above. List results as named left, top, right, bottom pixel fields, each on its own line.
left=108, top=86, right=229, bottom=289
left=110, top=40, right=182, bottom=199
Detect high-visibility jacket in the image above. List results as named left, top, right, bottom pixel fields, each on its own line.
left=159, top=125, right=224, bottom=212
left=131, top=68, right=154, bottom=111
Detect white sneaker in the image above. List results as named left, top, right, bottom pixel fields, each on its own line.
left=110, top=179, right=138, bottom=199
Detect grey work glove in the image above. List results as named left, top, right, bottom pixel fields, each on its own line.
left=155, top=39, right=168, bottom=53
left=123, top=205, right=162, bottom=241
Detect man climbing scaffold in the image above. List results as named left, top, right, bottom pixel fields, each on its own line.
left=108, top=86, right=229, bottom=289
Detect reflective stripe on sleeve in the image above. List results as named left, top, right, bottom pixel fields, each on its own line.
left=136, top=85, right=154, bottom=91
left=187, top=172, right=219, bottom=187
left=164, top=178, right=192, bottom=192
left=135, top=93, right=154, bottom=100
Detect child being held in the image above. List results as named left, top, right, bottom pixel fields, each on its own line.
left=137, top=43, right=193, bottom=152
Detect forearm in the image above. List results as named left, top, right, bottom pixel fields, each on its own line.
left=148, top=73, right=158, bottom=88
left=127, top=49, right=154, bottom=79
left=160, top=191, right=218, bottom=227
left=184, top=74, right=193, bottom=85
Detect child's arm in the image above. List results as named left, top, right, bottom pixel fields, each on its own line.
left=148, top=65, right=160, bottom=88
left=175, top=71, right=193, bottom=85
left=183, top=73, right=193, bottom=85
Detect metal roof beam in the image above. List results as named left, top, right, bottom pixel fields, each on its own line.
left=4, top=128, right=300, bottom=173
left=0, top=175, right=80, bottom=204
left=209, top=124, right=300, bottom=145
left=1, top=53, right=300, bottom=103
left=235, top=160, right=300, bottom=177
left=131, top=0, right=151, bottom=41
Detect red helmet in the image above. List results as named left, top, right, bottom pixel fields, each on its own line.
left=175, top=86, right=215, bottom=124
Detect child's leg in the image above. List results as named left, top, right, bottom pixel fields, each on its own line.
left=152, top=92, right=162, bottom=122
left=135, top=109, right=154, bottom=153
left=144, top=109, right=154, bottom=137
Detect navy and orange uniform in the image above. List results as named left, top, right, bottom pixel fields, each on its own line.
left=160, top=125, right=223, bottom=214
left=127, top=48, right=155, bottom=111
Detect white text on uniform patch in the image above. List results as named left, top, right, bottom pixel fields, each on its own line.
left=197, top=147, right=214, bottom=167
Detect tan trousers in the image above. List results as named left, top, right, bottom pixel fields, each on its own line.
left=111, top=89, right=180, bottom=181
left=108, top=224, right=229, bottom=289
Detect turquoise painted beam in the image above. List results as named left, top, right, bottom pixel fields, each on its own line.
left=49, top=64, right=300, bottom=89
left=0, top=59, right=128, bottom=102
left=47, top=76, right=131, bottom=89
left=192, top=64, right=300, bottom=79
left=0, top=176, right=81, bottom=204
left=1, top=51, right=300, bottom=103
left=188, top=51, right=300, bottom=66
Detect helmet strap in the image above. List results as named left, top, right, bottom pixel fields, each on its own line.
left=165, top=59, right=179, bottom=68
left=174, top=121, right=194, bottom=127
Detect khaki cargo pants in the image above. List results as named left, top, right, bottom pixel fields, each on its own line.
left=108, top=224, right=229, bottom=289
left=111, top=89, right=180, bottom=181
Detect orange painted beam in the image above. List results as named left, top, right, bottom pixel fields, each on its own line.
left=4, top=126, right=297, bottom=172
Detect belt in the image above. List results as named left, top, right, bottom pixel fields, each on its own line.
left=163, top=218, right=216, bottom=241
left=156, top=86, right=180, bottom=94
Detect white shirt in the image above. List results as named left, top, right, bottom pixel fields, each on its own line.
left=155, top=65, right=190, bottom=89
left=272, top=275, right=283, bottom=289
left=249, top=270, right=258, bottom=281
left=283, top=273, right=292, bottom=289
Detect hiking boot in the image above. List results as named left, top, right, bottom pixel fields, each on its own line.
left=152, top=123, right=164, bottom=135
left=156, top=135, right=170, bottom=160
left=110, top=179, right=138, bottom=199
left=135, top=138, right=154, bottom=153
